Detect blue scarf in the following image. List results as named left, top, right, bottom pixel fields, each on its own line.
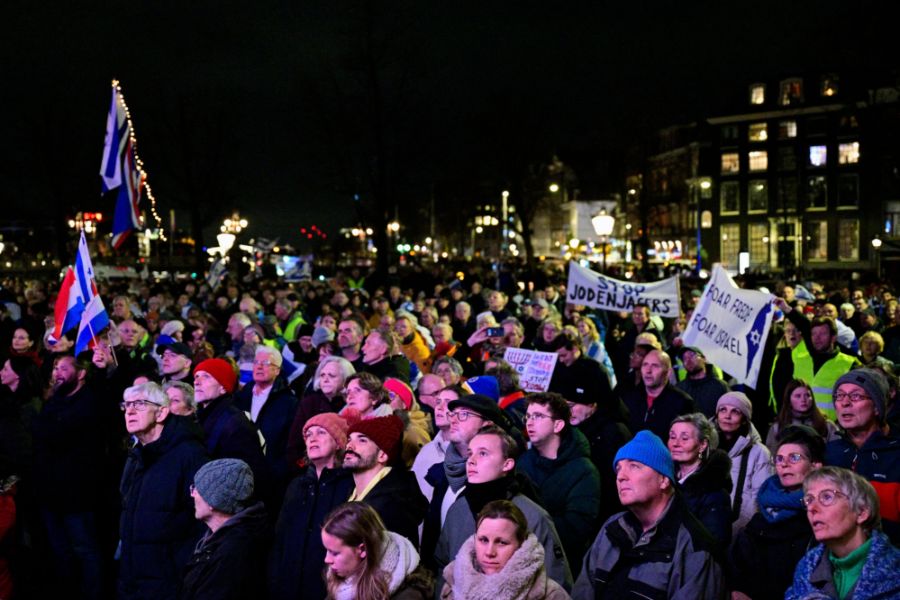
left=757, top=475, right=805, bottom=523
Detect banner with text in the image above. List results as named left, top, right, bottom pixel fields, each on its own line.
left=681, top=264, right=774, bottom=389
left=566, top=261, right=681, bottom=318
left=503, top=347, right=559, bottom=393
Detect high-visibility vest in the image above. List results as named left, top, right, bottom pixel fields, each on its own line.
left=791, top=340, right=856, bottom=421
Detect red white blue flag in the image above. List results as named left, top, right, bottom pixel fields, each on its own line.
left=100, top=82, right=142, bottom=249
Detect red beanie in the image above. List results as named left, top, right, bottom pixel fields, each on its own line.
left=348, top=415, right=404, bottom=464
left=194, top=358, right=238, bottom=394
left=304, top=412, right=350, bottom=448
left=383, top=378, right=414, bottom=410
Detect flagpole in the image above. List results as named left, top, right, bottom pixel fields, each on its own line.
left=105, top=329, right=119, bottom=368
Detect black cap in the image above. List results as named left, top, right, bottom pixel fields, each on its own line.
left=448, top=393, right=504, bottom=424
left=680, top=346, right=705, bottom=359
left=157, top=341, right=192, bottom=358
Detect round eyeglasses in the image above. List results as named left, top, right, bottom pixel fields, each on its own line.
left=802, top=489, right=848, bottom=509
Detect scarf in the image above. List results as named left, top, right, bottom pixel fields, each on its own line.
left=444, top=443, right=468, bottom=492
left=448, top=533, right=546, bottom=600
left=333, top=531, right=420, bottom=600
left=464, top=474, right=517, bottom=520
left=756, top=474, right=805, bottom=523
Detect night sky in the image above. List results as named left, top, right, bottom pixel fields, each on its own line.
left=2, top=0, right=896, bottom=250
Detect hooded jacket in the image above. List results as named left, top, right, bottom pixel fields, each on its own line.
left=441, top=534, right=569, bottom=600
left=676, top=448, right=733, bottom=547
left=117, top=415, right=209, bottom=600
left=517, top=427, right=601, bottom=568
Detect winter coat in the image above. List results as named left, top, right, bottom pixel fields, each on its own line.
left=233, top=376, right=298, bottom=488
left=621, top=384, right=698, bottom=442
left=572, top=495, right=723, bottom=600
left=117, top=415, right=209, bottom=600
left=727, top=476, right=814, bottom=600
left=330, top=531, right=428, bottom=600
left=266, top=465, right=354, bottom=600
left=575, top=402, right=632, bottom=521
left=400, top=407, right=432, bottom=468
left=361, top=467, right=428, bottom=549
left=435, top=486, right=573, bottom=594
left=0, top=478, right=16, bottom=600
left=722, top=429, right=772, bottom=535
left=31, top=384, right=107, bottom=512
left=181, top=501, right=271, bottom=600
left=548, top=358, right=613, bottom=413
left=785, top=530, right=900, bottom=600
left=285, top=389, right=344, bottom=469
left=517, top=428, right=601, bottom=568
left=411, top=430, right=449, bottom=503
left=399, top=331, right=433, bottom=374
left=196, top=394, right=273, bottom=503
left=826, top=429, right=900, bottom=544
left=360, top=354, right=411, bottom=384
left=675, top=449, right=733, bottom=548
left=440, top=534, right=570, bottom=600
left=675, top=375, right=730, bottom=418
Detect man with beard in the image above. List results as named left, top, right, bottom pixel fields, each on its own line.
left=31, top=355, right=106, bottom=600
left=675, top=347, right=730, bottom=418
left=117, top=382, right=208, bottom=600
left=343, top=415, right=427, bottom=548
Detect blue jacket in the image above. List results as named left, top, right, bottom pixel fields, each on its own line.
left=117, top=415, right=209, bottom=600
left=785, top=530, right=900, bottom=600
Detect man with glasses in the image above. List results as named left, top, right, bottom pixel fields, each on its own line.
left=825, top=368, right=900, bottom=543
left=234, top=346, right=298, bottom=501
left=412, top=379, right=453, bottom=501
left=118, top=382, right=208, bottom=600
left=519, top=392, right=601, bottom=569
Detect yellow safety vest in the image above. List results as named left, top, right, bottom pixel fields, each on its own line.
left=791, top=340, right=856, bottom=421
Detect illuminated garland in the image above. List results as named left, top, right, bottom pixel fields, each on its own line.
left=111, top=79, right=166, bottom=242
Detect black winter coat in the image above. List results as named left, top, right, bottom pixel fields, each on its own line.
left=675, top=449, right=733, bottom=549
left=117, top=415, right=209, bottom=600
left=576, top=403, right=632, bottom=521
left=234, top=377, right=298, bottom=490
left=181, top=501, right=271, bottom=600
left=362, top=467, right=427, bottom=549
left=621, top=384, right=698, bottom=441
left=267, top=466, right=354, bottom=600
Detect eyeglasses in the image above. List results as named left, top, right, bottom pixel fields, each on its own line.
left=448, top=409, right=479, bottom=422
left=524, top=413, right=554, bottom=423
left=120, top=399, right=163, bottom=412
left=802, top=489, right=849, bottom=508
left=773, top=452, right=807, bottom=466
left=834, top=391, right=871, bottom=404
left=253, top=360, right=277, bottom=368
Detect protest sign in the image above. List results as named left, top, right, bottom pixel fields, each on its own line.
left=566, top=261, right=681, bottom=318
left=503, top=347, right=559, bottom=393
left=681, top=264, right=775, bottom=389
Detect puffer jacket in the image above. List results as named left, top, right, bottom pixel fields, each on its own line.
left=785, top=530, right=900, bottom=600
left=722, top=428, right=772, bottom=535
left=517, top=427, right=601, bottom=568
left=441, top=533, right=570, bottom=600
left=117, top=415, right=209, bottom=600
left=676, top=449, right=733, bottom=548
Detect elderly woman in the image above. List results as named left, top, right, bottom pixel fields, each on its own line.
left=668, top=413, right=733, bottom=546
left=162, top=381, right=197, bottom=417
left=729, top=425, right=825, bottom=600
left=786, top=467, right=900, bottom=600
left=341, top=372, right=393, bottom=420
left=858, top=331, right=894, bottom=371
left=714, top=392, right=773, bottom=535
left=766, top=378, right=839, bottom=454
left=441, top=500, right=568, bottom=600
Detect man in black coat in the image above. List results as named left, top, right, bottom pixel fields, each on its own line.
left=118, top=382, right=208, bottom=600
left=344, top=415, right=427, bottom=548
left=621, top=349, right=697, bottom=440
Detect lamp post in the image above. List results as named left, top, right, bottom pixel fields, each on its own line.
left=592, top=209, right=616, bottom=273
left=872, top=237, right=883, bottom=280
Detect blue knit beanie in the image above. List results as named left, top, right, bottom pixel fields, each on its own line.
left=614, top=430, right=675, bottom=481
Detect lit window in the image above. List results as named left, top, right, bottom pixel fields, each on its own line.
left=780, top=78, right=804, bottom=106
left=748, top=151, right=768, bottom=172
left=821, top=74, right=839, bottom=98
left=721, top=153, right=740, bottom=174
left=748, top=123, right=768, bottom=142
left=838, top=219, right=859, bottom=260
left=806, top=220, right=827, bottom=261
left=720, top=224, right=741, bottom=265
left=839, top=142, right=860, bottom=164
left=750, top=84, right=766, bottom=105
left=720, top=182, right=740, bottom=214
left=838, top=175, right=859, bottom=207
left=807, top=176, right=828, bottom=210
left=749, top=223, right=769, bottom=266
left=808, top=146, right=827, bottom=167
left=748, top=180, right=768, bottom=212
left=779, top=120, right=797, bottom=138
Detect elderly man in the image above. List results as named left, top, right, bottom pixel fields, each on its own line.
left=573, top=431, right=723, bottom=599
left=234, top=346, right=298, bottom=495
left=411, top=376, right=452, bottom=500
left=432, top=356, right=463, bottom=386
left=359, top=328, right=410, bottom=382
left=621, top=349, right=697, bottom=440
left=226, top=312, right=252, bottom=357
left=825, top=368, right=900, bottom=543
left=118, top=382, right=208, bottom=600
left=158, top=340, right=194, bottom=383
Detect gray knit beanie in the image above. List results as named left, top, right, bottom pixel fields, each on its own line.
left=193, top=459, right=254, bottom=514
left=833, top=368, right=888, bottom=418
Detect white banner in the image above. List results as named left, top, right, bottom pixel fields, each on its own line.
left=503, top=347, right=558, bottom=393
left=565, top=261, right=681, bottom=318
left=681, top=265, right=775, bottom=389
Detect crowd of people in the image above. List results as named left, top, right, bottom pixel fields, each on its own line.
left=1, top=265, right=900, bottom=599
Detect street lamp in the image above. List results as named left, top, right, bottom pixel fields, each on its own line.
left=872, top=237, right=883, bottom=279
left=592, top=210, right=616, bottom=273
